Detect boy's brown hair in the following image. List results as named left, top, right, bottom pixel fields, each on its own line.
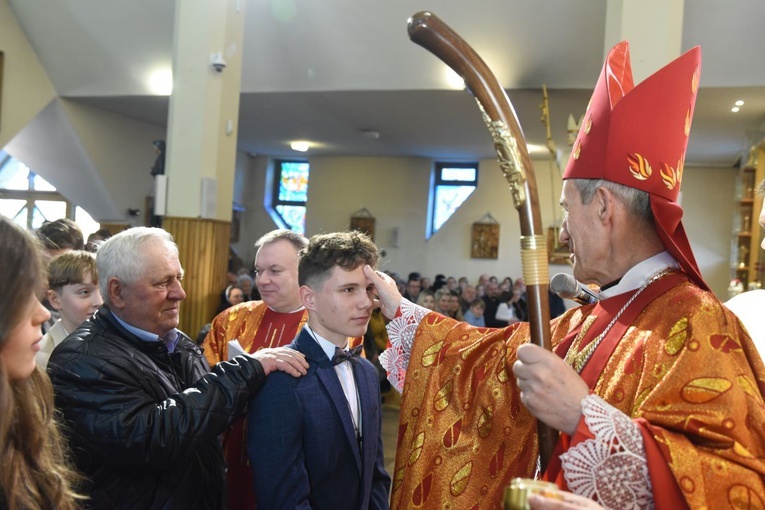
left=298, top=231, right=379, bottom=288
left=48, top=250, right=98, bottom=291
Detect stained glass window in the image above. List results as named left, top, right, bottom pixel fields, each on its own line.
left=271, top=160, right=309, bottom=234
left=429, top=163, right=478, bottom=237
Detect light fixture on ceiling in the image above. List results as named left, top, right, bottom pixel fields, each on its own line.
left=735, top=100, right=745, bottom=106
left=361, top=129, right=380, bottom=140
left=732, top=106, right=740, bottom=113
left=147, top=67, right=173, bottom=96
left=290, top=141, right=310, bottom=152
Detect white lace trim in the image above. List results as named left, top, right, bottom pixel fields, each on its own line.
left=379, top=298, right=429, bottom=392
left=560, top=395, right=654, bottom=510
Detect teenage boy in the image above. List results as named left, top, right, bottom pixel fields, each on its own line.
left=247, top=231, right=391, bottom=510
left=37, top=250, right=102, bottom=369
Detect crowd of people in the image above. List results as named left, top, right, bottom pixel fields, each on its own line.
left=2, top=41, right=765, bottom=510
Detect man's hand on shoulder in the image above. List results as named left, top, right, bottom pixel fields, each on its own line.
left=252, top=347, right=309, bottom=377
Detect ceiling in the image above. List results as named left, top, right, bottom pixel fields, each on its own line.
left=8, top=0, right=765, bottom=167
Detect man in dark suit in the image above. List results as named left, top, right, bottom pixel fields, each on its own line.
left=247, top=231, right=391, bottom=509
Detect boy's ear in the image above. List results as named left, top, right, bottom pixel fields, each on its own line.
left=299, top=285, right=315, bottom=311
left=47, top=289, right=64, bottom=311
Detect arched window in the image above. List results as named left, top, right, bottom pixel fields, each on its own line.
left=0, top=153, right=100, bottom=235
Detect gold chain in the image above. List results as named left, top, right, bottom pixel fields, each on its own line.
left=564, top=268, right=676, bottom=373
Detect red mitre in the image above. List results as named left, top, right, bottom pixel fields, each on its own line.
left=563, top=41, right=708, bottom=290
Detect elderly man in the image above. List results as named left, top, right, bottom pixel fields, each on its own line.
left=368, top=42, right=765, bottom=509
left=202, top=229, right=310, bottom=508
left=48, top=227, right=308, bottom=510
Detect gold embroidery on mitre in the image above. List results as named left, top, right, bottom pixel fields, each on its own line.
left=677, top=156, right=684, bottom=184
left=408, top=432, right=425, bottom=465
left=421, top=341, right=443, bottom=367
left=681, top=377, right=733, bottom=404
left=434, top=380, right=454, bottom=411
left=477, top=405, right=494, bottom=438
left=573, top=140, right=581, bottom=160
left=660, top=163, right=678, bottom=190
left=685, top=108, right=692, bottom=137
left=665, top=317, right=688, bottom=355
left=692, top=66, right=700, bottom=94
left=628, top=153, right=652, bottom=180
left=450, top=462, right=473, bottom=497
left=584, top=116, right=592, bottom=134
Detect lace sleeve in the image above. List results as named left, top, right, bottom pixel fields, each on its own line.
left=378, top=298, right=430, bottom=393
left=560, top=395, right=654, bottom=509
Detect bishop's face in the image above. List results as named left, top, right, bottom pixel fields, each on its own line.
left=558, top=180, right=609, bottom=286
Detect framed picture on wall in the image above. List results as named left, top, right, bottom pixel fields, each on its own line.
left=471, top=221, right=499, bottom=259
left=350, top=207, right=375, bottom=241
left=547, top=226, right=571, bottom=265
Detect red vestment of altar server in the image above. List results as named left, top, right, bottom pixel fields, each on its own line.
left=384, top=274, right=765, bottom=509
left=204, top=301, right=308, bottom=510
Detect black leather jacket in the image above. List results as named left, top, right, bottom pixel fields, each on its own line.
left=48, top=307, right=267, bottom=510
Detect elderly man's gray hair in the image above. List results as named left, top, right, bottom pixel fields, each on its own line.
left=96, top=227, right=178, bottom=306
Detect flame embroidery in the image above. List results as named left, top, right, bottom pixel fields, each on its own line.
left=677, top=156, right=684, bottom=184
left=584, top=116, right=592, bottom=134
left=692, top=66, right=700, bottom=94
left=628, top=153, right=652, bottom=180
left=660, top=163, right=678, bottom=190
left=573, top=141, right=581, bottom=160
left=685, top=108, right=692, bottom=137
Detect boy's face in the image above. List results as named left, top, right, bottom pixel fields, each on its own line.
left=470, top=304, right=484, bottom=318
left=302, top=265, right=376, bottom=346
left=49, top=273, right=103, bottom=333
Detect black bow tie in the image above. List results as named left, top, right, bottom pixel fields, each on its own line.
left=332, top=345, right=363, bottom=366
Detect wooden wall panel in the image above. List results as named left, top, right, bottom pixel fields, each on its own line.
left=163, top=217, right=230, bottom=339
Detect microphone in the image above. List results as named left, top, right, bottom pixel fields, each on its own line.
left=550, top=273, right=600, bottom=305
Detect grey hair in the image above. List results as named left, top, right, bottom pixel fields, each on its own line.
left=254, top=229, right=308, bottom=253
left=97, top=227, right=178, bottom=306
left=570, top=178, right=653, bottom=225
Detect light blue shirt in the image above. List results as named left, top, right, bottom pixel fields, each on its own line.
left=112, top=312, right=180, bottom=353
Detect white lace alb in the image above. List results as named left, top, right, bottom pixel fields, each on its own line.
left=560, top=395, right=654, bottom=510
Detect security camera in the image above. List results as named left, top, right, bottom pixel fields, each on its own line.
left=210, top=52, right=227, bottom=73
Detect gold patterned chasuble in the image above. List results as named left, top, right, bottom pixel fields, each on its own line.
left=388, top=278, right=765, bottom=509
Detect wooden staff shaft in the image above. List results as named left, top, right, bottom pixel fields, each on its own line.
left=407, top=11, right=556, bottom=471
